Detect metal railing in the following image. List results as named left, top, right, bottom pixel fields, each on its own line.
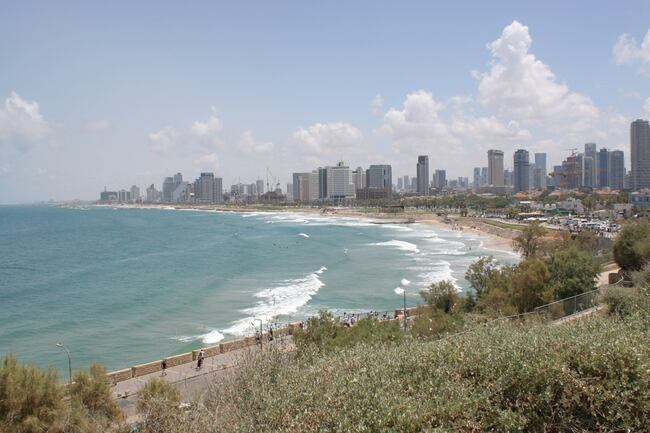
left=534, top=287, right=604, bottom=322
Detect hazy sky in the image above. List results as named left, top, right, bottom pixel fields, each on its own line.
left=1, top=1, right=649, bottom=203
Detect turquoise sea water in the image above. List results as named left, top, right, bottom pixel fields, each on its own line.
left=0, top=205, right=517, bottom=374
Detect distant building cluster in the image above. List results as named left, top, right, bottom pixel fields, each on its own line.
left=101, top=118, right=650, bottom=203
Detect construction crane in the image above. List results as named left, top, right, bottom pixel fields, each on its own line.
left=266, top=167, right=280, bottom=193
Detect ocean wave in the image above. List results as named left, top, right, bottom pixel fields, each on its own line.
left=201, top=330, right=225, bottom=344
left=298, top=233, right=310, bottom=238
left=221, top=267, right=327, bottom=336
left=370, top=240, right=420, bottom=253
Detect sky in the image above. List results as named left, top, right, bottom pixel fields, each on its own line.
left=1, top=0, right=649, bottom=203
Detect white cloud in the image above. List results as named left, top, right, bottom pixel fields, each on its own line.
left=238, top=130, right=274, bottom=154
left=613, top=30, right=650, bottom=74
left=0, top=92, right=51, bottom=152
left=378, top=90, right=529, bottom=158
left=190, top=114, right=223, bottom=137
left=148, top=126, right=178, bottom=154
left=84, top=119, right=111, bottom=131
left=370, top=94, right=384, bottom=116
left=292, top=122, right=364, bottom=156
left=194, top=152, right=220, bottom=171
left=476, top=20, right=599, bottom=132
left=645, top=97, right=650, bottom=114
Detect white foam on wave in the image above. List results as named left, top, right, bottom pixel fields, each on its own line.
left=221, top=267, right=327, bottom=336
left=371, top=240, right=420, bottom=253
left=298, top=233, right=310, bottom=238
left=202, top=330, right=225, bottom=344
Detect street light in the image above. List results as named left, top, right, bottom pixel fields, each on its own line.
left=395, top=279, right=411, bottom=331
left=56, top=343, right=72, bottom=387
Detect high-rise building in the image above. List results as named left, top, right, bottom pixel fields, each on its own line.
left=366, top=165, right=392, bottom=190
left=326, top=162, right=355, bottom=199
left=292, top=172, right=311, bottom=202
left=173, top=172, right=183, bottom=189
left=397, top=177, right=403, bottom=191
left=433, top=169, right=446, bottom=190
left=353, top=166, right=366, bottom=190
left=416, top=155, right=429, bottom=195
left=194, top=172, right=215, bottom=203
left=504, top=169, right=513, bottom=187
left=610, top=150, right=625, bottom=190
left=172, top=182, right=191, bottom=202
left=583, top=156, right=596, bottom=188
left=513, top=149, right=530, bottom=193
left=480, top=167, right=488, bottom=187
left=308, top=171, right=319, bottom=201
left=318, top=167, right=328, bottom=199
left=473, top=167, right=481, bottom=192
left=598, top=148, right=609, bottom=188
left=533, top=153, right=547, bottom=190
left=631, top=119, right=650, bottom=190
left=145, top=184, right=159, bottom=202
left=286, top=183, right=293, bottom=201
left=410, top=177, right=417, bottom=191
left=117, top=190, right=131, bottom=203
left=402, top=175, right=410, bottom=192
left=214, top=177, right=223, bottom=203
left=162, top=177, right=175, bottom=202
left=487, top=150, right=504, bottom=187
left=256, top=179, right=264, bottom=196
left=130, top=185, right=140, bottom=203
left=584, top=143, right=597, bottom=187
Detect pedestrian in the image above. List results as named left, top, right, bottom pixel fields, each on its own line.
left=161, top=359, right=167, bottom=376
left=196, top=349, right=205, bottom=370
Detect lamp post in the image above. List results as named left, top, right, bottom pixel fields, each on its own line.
left=56, top=343, right=72, bottom=387
left=395, top=279, right=411, bottom=331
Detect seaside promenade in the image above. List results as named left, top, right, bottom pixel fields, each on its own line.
left=114, top=337, right=293, bottom=422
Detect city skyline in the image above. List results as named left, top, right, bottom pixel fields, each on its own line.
left=1, top=1, right=650, bottom=203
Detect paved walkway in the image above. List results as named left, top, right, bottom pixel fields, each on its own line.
left=115, top=336, right=293, bottom=422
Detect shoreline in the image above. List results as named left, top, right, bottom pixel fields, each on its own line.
left=84, top=202, right=518, bottom=255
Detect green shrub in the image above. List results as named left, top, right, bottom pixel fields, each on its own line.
left=419, top=280, right=459, bottom=313
left=613, top=220, right=650, bottom=271
left=603, top=286, right=650, bottom=317
left=293, top=311, right=403, bottom=354
left=546, top=246, right=600, bottom=299
left=70, top=362, right=121, bottom=424
left=197, top=312, right=650, bottom=432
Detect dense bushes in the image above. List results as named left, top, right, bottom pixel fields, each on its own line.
left=613, top=220, right=650, bottom=271
left=139, top=303, right=650, bottom=432
left=604, top=286, right=650, bottom=317
left=0, top=357, right=121, bottom=433
left=293, top=311, right=403, bottom=354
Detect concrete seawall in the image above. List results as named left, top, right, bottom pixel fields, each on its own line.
left=107, top=323, right=302, bottom=384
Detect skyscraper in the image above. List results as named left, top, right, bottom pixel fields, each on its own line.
left=353, top=166, right=366, bottom=190
left=416, top=156, right=429, bottom=195
left=631, top=119, right=650, bottom=190
left=292, top=172, right=311, bottom=202
left=513, top=149, right=530, bottom=193
left=130, top=185, right=140, bottom=203
left=194, top=172, right=222, bottom=203
left=402, top=175, right=410, bottom=192
left=584, top=143, right=597, bottom=187
left=487, top=150, right=504, bottom=187
left=534, top=153, right=547, bottom=190
left=433, top=169, right=446, bottom=190
left=256, top=179, right=264, bottom=196
left=598, top=148, right=609, bottom=188
left=473, top=167, right=481, bottom=192
left=366, top=165, right=392, bottom=190
left=326, top=162, right=355, bottom=199
left=162, top=177, right=174, bottom=202
left=610, top=150, right=625, bottom=190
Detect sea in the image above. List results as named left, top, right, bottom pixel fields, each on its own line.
left=0, top=205, right=517, bottom=374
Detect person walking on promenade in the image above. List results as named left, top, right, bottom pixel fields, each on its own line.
left=196, top=349, right=205, bottom=370
left=161, top=359, right=167, bottom=376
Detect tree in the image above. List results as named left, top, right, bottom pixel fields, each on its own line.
left=508, top=258, right=552, bottom=313
left=0, top=355, right=65, bottom=433
left=465, top=256, right=500, bottom=298
left=420, top=280, right=459, bottom=313
left=70, top=362, right=122, bottom=425
left=546, top=246, right=601, bottom=300
left=613, top=221, right=650, bottom=271
left=512, top=222, right=546, bottom=258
